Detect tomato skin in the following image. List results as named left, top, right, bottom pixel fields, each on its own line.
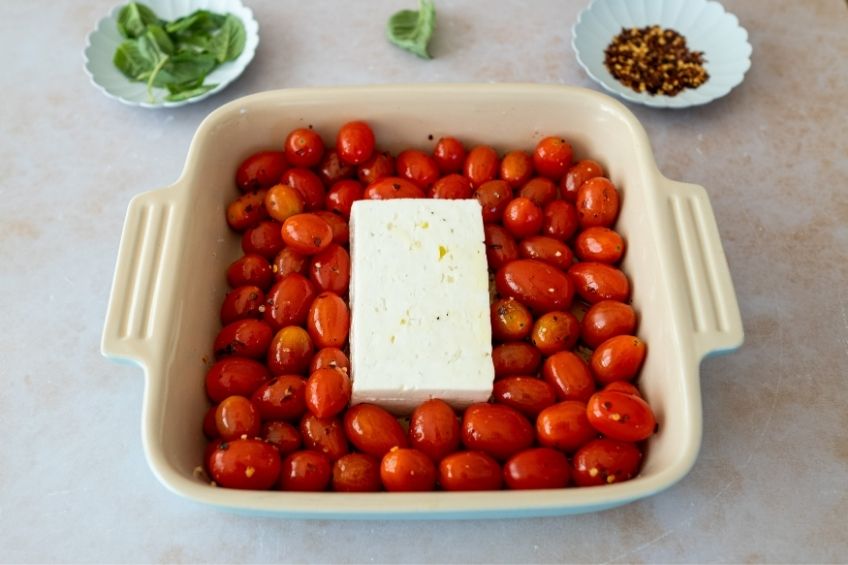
left=215, top=395, right=261, bottom=440
left=573, top=439, right=642, bottom=486
left=474, top=180, right=512, bottom=222
left=409, top=399, right=461, bottom=462
left=575, top=227, right=625, bottom=264
left=279, top=450, right=331, bottom=491
left=305, top=367, right=351, bottom=419
left=332, top=453, right=382, bottom=492
left=536, top=401, right=598, bottom=452
left=581, top=300, right=637, bottom=348
left=236, top=151, right=287, bottom=192
left=363, top=176, right=426, bottom=199
left=568, top=262, right=630, bottom=304
left=251, top=375, right=307, bottom=421
left=325, top=179, right=363, bottom=218
left=576, top=177, right=620, bottom=228
left=284, top=127, right=325, bottom=168
left=336, top=121, right=376, bottom=165
left=533, top=137, right=573, bottom=180
left=518, top=236, right=574, bottom=271
left=242, top=220, right=284, bottom=259
left=307, top=292, right=350, bottom=349
left=461, top=403, right=534, bottom=461
left=205, top=357, right=270, bottom=402
left=492, top=342, right=542, bottom=379
left=272, top=247, right=307, bottom=281
left=431, top=173, right=474, bottom=199
left=590, top=335, right=646, bottom=384
left=203, top=406, right=219, bottom=439
left=357, top=151, right=394, bottom=185
left=519, top=177, right=557, bottom=208
left=281, top=213, right=334, bottom=255
left=264, top=273, right=317, bottom=329
left=396, top=149, right=440, bottom=189
left=309, top=244, right=351, bottom=295
left=318, top=149, right=355, bottom=186
left=439, top=451, right=503, bottom=491
left=586, top=391, right=656, bottom=442
left=490, top=297, right=533, bottom=342
left=503, top=197, right=543, bottom=238
left=280, top=168, right=325, bottom=211
left=227, top=254, right=273, bottom=290
left=380, top=448, right=437, bottom=492
left=492, top=377, right=556, bottom=418
left=299, top=414, right=349, bottom=461
left=267, top=326, right=314, bottom=375
left=262, top=420, right=302, bottom=456
left=464, top=145, right=499, bottom=188
left=310, top=347, right=350, bottom=374
left=562, top=159, right=604, bottom=203
left=220, top=285, right=265, bottom=325
left=499, top=150, right=533, bottom=188
left=313, top=211, right=349, bottom=246
left=264, top=183, right=304, bottom=223
left=344, top=404, right=408, bottom=457
left=214, top=319, right=273, bottom=359
left=208, top=439, right=281, bottom=490
left=542, top=351, right=595, bottom=403
left=433, top=136, right=466, bottom=174
left=484, top=225, right=519, bottom=270
left=504, top=447, right=571, bottom=489
left=530, top=311, right=580, bottom=355
left=542, top=200, right=579, bottom=241
left=603, top=381, right=642, bottom=398
left=226, top=190, right=268, bottom=232
left=495, top=259, right=574, bottom=313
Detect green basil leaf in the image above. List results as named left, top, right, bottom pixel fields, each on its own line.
left=113, top=39, right=155, bottom=79
left=152, top=52, right=217, bottom=87
left=208, top=14, right=246, bottom=63
left=165, top=83, right=218, bottom=102
left=144, top=24, right=174, bottom=55
left=165, top=77, right=205, bottom=94
left=116, top=2, right=159, bottom=39
left=386, top=0, right=436, bottom=59
left=165, top=10, right=226, bottom=35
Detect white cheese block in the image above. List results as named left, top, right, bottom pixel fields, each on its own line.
left=349, top=199, right=494, bottom=415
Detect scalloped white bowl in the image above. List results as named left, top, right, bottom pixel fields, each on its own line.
left=84, top=0, right=259, bottom=108
left=572, top=0, right=752, bottom=108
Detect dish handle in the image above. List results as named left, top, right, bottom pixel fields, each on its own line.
left=662, top=178, right=744, bottom=359
left=101, top=186, right=179, bottom=365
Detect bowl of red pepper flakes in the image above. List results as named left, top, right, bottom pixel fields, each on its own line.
left=572, top=0, right=752, bottom=108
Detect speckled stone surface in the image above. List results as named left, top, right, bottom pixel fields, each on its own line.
left=1, top=1, right=847, bottom=562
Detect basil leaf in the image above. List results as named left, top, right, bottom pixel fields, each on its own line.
left=152, top=52, right=217, bottom=87
left=166, top=77, right=204, bottom=94
left=166, top=10, right=226, bottom=35
left=144, top=24, right=174, bottom=55
left=208, top=14, right=246, bottom=63
left=113, top=39, right=155, bottom=79
left=165, top=83, right=218, bottom=102
left=116, top=2, right=159, bottom=39
left=386, top=0, right=436, bottom=59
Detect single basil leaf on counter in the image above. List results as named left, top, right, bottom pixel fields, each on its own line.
left=386, top=0, right=436, bottom=59
left=151, top=52, right=217, bottom=87
left=165, top=10, right=226, bottom=35
left=208, top=14, right=246, bottom=63
left=165, top=83, right=218, bottom=102
left=116, top=1, right=159, bottom=39
left=113, top=39, right=155, bottom=79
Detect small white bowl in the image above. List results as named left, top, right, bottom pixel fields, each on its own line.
left=84, top=0, right=259, bottom=109
left=572, top=0, right=752, bottom=108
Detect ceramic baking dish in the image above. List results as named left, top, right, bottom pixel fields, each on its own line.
left=102, top=84, right=743, bottom=518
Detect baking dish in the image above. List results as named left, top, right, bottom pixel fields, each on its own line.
left=101, top=84, right=743, bottom=518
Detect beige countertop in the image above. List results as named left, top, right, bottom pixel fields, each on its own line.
left=1, top=0, right=846, bottom=562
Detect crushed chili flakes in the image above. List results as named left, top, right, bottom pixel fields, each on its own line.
left=604, top=25, right=709, bottom=96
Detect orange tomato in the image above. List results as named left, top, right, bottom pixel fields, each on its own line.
left=264, top=184, right=304, bottom=223
left=304, top=367, right=351, bottom=418
left=281, top=213, right=333, bottom=255
left=575, top=227, right=625, bottom=264
left=490, top=297, right=533, bottom=342
left=215, top=395, right=261, bottom=440
left=266, top=326, right=314, bottom=375
left=530, top=311, right=580, bottom=355
left=499, top=150, right=534, bottom=188
left=226, top=190, right=268, bottom=232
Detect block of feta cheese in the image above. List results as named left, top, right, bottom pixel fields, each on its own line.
left=349, top=199, right=494, bottom=415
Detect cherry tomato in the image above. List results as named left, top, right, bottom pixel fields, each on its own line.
left=586, top=391, right=656, bottom=442
left=318, top=149, right=355, bottom=186
left=306, top=292, right=350, bottom=349
left=568, top=262, right=630, bottom=304
left=542, top=351, right=595, bottom=403
left=519, top=178, right=557, bottom=208
left=575, top=227, right=625, bottom=264
left=299, top=414, right=349, bottom=461
left=264, top=273, right=317, bottom=329
left=215, top=395, right=261, bottom=440
left=439, top=451, right=502, bottom=491
left=336, top=121, right=376, bottom=165
left=227, top=254, right=273, bottom=290
left=344, top=403, right=408, bottom=457
left=536, top=401, right=598, bottom=452
left=504, top=447, right=571, bottom=489
left=474, top=180, right=512, bottom=222
left=251, top=375, right=307, bottom=421
left=408, top=399, right=460, bottom=462
left=603, top=381, right=642, bottom=398
left=581, top=300, right=637, bottom=348
left=205, top=357, right=270, bottom=402
left=242, top=220, right=284, bottom=259
left=220, top=285, right=265, bottom=325
left=495, top=259, right=574, bottom=313
left=325, top=179, right=363, bottom=218
left=576, top=177, right=620, bottom=228
left=284, top=127, right=325, bottom=168
left=272, top=247, right=307, bottom=281
left=308, top=244, right=351, bottom=295
left=464, top=145, right=499, bottom=188
left=562, top=159, right=604, bottom=203
left=332, top=453, right=382, bottom=492
left=380, top=448, right=436, bottom=492
left=573, top=438, right=642, bottom=486
left=203, top=406, right=219, bottom=439
left=490, top=297, right=533, bottom=341
left=396, top=149, right=440, bottom=189
left=208, top=438, right=281, bottom=490
left=313, top=211, right=349, bottom=246
left=590, top=335, right=646, bottom=384
left=363, top=176, right=425, bottom=199
left=310, top=347, right=350, bottom=374
left=542, top=200, right=579, bottom=241
left=214, top=319, right=273, bottom=359
left=262, top=420, right=302, bottom=456
left=503, top=197, right=543, bottom=238
left=433, top=136, right=466, bottom=174
left=461, top=403, right=534, bottom=461
left=279, top=450, right=331, bottom=491
left=431, top=173, right=474, bottom=199
left=280, top=168, right=325, bottom=211
left=226, top=190, right=268, bottom=232
left=305, top=367, right=351, bottom=418
left=492, top=376, right=556, bottom=417
left=267, top=326, right=314, bottom=375
left=499, top=150, right=533, bottom=188
left=533, top=136, right=573, bottom=180
left=357, top=151, right=394, bottom=185
left=264, top=184, right=304, bottom=223
left=281, top=213, right=333, bottom=255
left=235, top=151, right=287, bottom=192
left=492, top=342, right=542, bottom=378
left=530, top=311, right=579, bottom=355
left=484, top=225, right=519, bottom=270
left=518, top=236, right=574, bottom=271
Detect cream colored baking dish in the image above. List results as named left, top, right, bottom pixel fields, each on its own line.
left=102, top=84, right=743, bottom=518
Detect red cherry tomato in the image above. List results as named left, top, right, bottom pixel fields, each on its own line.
left=464, top=145, right=499, bottom=188
left=363, top=176, right=426, bottom=199
left=279, top=450, right=331, bottom=491
left=264, top=183, right=304, bottom=223
left=308, top=244, right=351, bottom=295
left=325, top=179, right=364, bottom=218
left=215, top=395, right=261, bottom=440
left=461, top=403, right=534, bottom=461
left=568, top=262, right=630, bottom=304
left=439, top=451, right=502, bottom=491
left=575, top=227, right=625, bottom=264
left=226, top=190, right=268, bottom=232
left=213, top=319, right=273, bottom=359
left=336, top=121, right=376, bottom=165
left=344, top=403, right=408, bottom=457
left=492, top=376, right=557, bottom=418
left=495, top=259, right=574, bottom=313
left=433, top=136, right=466, bottom=174
left=299, top=414, right=349, bottom=461
left=317, top=149, right=355, bottom=186
left=492, top=342, right=542, bottom=379
left=262, top=420, right=302, bottom=456
left=576, top=177, right=620, bottom=228
left=241, top=220, right=284, bottom=259
left=280, top=168, right=325, bottom=211
left=603, top=381, right=642, bottom=398
left=590, top=335, right=646, bottom=384
left=474, top=180, right=512, bottom=222
left=504, top=447, right=571, bottom=489
left=264, top=273, right=317, bottom=329
left=408, top=399, right=461, bottom=462
left=542, top=200, right=579, bottom=241
left=503, top=197, right=543, bottom=238
left=431, top=173, right=474, bottom=199
left=332, top=453, right=382, bottom=492
left=490, top=297, right=533, bottom=342
left=518, top=177, right=557, bottom=208
left=235, top=151, right=287, bottom=192
left=284, top=128, right=325, bottom=168
left=499, top=150, right=533, bottom=188
left=220, top=285, right=265, bottom=325
left=251, top=375, right=307, bottom=421
left=208, top=439, right=281, bottom=490
left=396, top=149, right=440, bottom=189
left=530, top=311, right=580, bottom=355
left=536, top=401, right=598, bottom=452
left=581, top=300, right=637, bottom=348
left=309, top=347, right=350, bottom=374
left=533, top=136, right=573, bottom=180
left=205, top=357, right=270, bottom=403
left=272, top=247, right=307, bottom=281
left=586, top=391, right=656, bottom=442
left=304, top=367, right=351, bottom=418
left=307, top=292, right=350, bottom=349
left=542, top=351, right=595, bottom=403
left=484, top=225, right=519, bottom=270
left=518, top=236, right=574, bottom=271
left=380, top=448, right=436, bottom=492
left=267, top=326, right=314, bottom=375
left=203, top=406, right=219, bottom=439
left=357, top=151, right=395, bottom=185
left=281, top=213, right=333, bottom=255
left=562, top=159, right=604, bottom=203
left=312, top=211, right=349, bottom=246
left=572, top=438, right=642, bottom=486
left=227, top=254, right=273, bottom=290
